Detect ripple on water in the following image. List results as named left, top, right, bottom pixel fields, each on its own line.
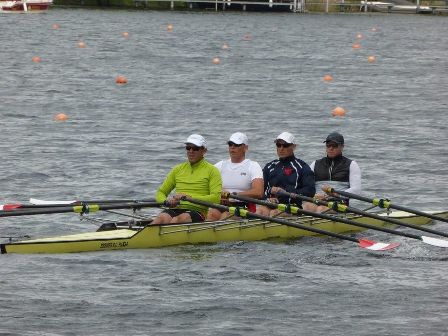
left=0, top=9, right=447, bottom=336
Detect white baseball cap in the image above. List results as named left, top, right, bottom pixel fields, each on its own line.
left=275, top=132, right=295, bottom=144
left=228, top=132, right=248, bottom=145
left=185, top=134, right=207, bottom=148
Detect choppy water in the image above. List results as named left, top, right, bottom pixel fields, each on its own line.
left=1, top=8, right=447, bottom=336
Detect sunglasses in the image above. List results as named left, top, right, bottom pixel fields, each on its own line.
left=228, top=141, right=243, bottom=148
left=185, top=146, right=203, bottom=151
left=276, top=143, right=292, bottom=148
left=326, top=143, right=339, bottom=149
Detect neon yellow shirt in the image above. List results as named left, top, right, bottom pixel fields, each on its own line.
left=155, top=159, right=222, bottom=214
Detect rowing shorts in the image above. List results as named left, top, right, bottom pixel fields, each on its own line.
left=161, top=209, right=205, bottom=223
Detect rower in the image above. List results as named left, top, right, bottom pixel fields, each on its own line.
left=152, top=134, right=222, bottom=224
left=257, top=132, right=315, bottom=217
left=206, top=132, right=264, bottom=221
left=303, top=131, right=361, bottom=212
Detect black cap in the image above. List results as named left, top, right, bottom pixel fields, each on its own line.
left=324, top=132, right=344, bottom=145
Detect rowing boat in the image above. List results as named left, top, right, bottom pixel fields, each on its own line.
left=0, top=0, right=52, bottom=12
left=2, top=210, right=447, bottom=254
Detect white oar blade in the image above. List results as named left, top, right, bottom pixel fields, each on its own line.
left=421, top=236, right=448, bottom=248
left=358, top=239, right=400, bottom=251
left=30, top=198, right=76, bottom=205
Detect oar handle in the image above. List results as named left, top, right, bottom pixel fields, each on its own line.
left=276, top=190, right=319, bottom=204
left=277, top=191, right=351, bottom=214
left=326, top=188, right=448, bottom=224
left=278, top=190, right=354, bottom=213
left=323, top=187, right=376, bottom=204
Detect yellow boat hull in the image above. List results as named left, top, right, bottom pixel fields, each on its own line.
left=1, top=210, right=447, bottom=254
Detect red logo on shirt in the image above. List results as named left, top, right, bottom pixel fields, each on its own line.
left=283, top=167, right=293, bottom=176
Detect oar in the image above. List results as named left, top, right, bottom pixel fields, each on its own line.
left=29, top=198, right=156, bottom=206
left=0, top=204, right=23, bottom=211
left=183, top=196, right=399, bottom=251
left=0, top=201, right=164, bottom=218
left=324, top=187, right=448, bottom=224
left=0, top=198, right=157, bottom=211
left=276, top=190, right=448, bottom=239
left=228, top=194, right=448, bottom=248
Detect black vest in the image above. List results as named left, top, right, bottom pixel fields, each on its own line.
left=314, top=155, right=352, bottom=182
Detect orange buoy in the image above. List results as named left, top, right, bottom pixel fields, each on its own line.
left=32, top=56, right=41, bottom=63
left=356, top=33, right=363, bottom=40
left=122, top=32, right=129, bottom=38
left=352, top=43, right=361, bottom=49
left=167, top=24, right=173, bottom=32
left=115, top=75, right=128, bottom=84
left=52, top=24, right=60, bottom=29
left=54, top=113, right=68, bottom=122
left=332, top=106, right=346, bottom=117
left=78, top=41, right=86, bottom=48
left=222, top=43, right=229, bottom=50
left=367, top=55, right=376, bottom=63
left=323, top=74, right=333, bottom=82
left=212, top=57, right=221, bottom=65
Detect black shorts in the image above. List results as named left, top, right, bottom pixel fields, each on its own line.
left=161, top=209, right=205, bottom=223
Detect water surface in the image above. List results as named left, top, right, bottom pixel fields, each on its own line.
left=0, top=9, right=447, bottom=336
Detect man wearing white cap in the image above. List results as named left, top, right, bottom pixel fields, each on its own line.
left=257, top=132, right=315, bottom=217
left=303, top=131, right=361, bottom=212
left=206, top=132, right=264, bottom=221
left=153, top=134, right=222, bottom=224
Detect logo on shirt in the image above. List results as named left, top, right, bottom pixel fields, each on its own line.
left=283, top=167, right=293, bottom=176
left=240, top=172, right=247, bottom=176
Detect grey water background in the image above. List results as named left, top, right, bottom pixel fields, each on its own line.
left=1, top=8, right=448, bottom=335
